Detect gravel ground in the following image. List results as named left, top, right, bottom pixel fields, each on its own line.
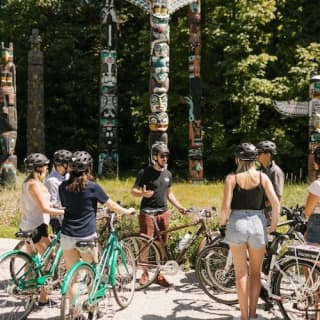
left=0, top=238, right=283, bottom=320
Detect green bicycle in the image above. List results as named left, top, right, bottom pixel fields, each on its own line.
left=0, top=229, right=65, bottom=320
left=60, top=210, right=136, bottom=320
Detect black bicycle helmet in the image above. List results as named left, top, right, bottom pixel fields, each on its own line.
left=24, top=153, right=50, bottom=170
left=53, top=149, right=72, bottom=164
left=70, top=151, right=93, bottom=172
left=256, top=140, right=277, bottom=155
left=314, top=146, right=320, bottom=165
left=235, top=143, right=258, bottom=161
left=151, top=141, right=170, bottom=155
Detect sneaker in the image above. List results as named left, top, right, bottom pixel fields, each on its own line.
left=155, top=274, right=173, bottom=287
left=38, top=299, right=58, bottom=307
left=139, top=271, right=149, bottom=285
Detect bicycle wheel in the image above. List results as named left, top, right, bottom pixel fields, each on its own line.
left=61, top=263, right=95, bottom=320
left=113, top=244, right=136, bottom=308
left=0, top=252, right=36, bottom=320
left=121, top=234, right=161, bottom=290
left=273, top=259, right=320, bottom=320
left=195, top=243, right=238, bottom=305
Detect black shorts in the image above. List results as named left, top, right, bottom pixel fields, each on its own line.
left=32, top=223, right=49, bottom=244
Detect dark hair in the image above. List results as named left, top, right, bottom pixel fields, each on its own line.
left=314, top=147, right=320, bottom=165
left=65, top=170, right=95, bottom=192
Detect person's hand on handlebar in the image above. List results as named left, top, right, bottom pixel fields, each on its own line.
left=178, top=207, right=188, bottom=214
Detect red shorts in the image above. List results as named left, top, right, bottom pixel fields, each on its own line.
left=139, top=210, right=170, bottom=244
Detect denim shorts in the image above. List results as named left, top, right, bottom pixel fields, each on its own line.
left=223, top=209, right=267, bottom=248
left=60, top=233, right=97, bottom=254
left=306, top=214, right=320, bottom=244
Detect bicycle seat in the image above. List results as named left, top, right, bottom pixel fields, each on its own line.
left=15, top=230, right=38, bottom=239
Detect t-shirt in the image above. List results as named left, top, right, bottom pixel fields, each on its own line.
left=261, top=161, right=284, bottom=198
left=59, top=181, right=108, bottom=237
left=308, top=179, right=320, bottom=213
left=133, top=166, right=172, bottom=211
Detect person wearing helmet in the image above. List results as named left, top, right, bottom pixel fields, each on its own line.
left=20, top=153, right=65, bottom=306
left=45, top=149, right=72, bottom=234
left=58, top=151, right=135, bottom=272
left=305, top=147, right=320, bottom=244
left=256, top=141, right=284, bottom=226
left=219, top=143, right=280, bottom=320
left=304, top=147, right=320, bottom=320
left=131, top=141, right=187, bottom=287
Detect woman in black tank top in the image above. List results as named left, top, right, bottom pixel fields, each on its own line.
left=219, top=143, right=280, bottom=320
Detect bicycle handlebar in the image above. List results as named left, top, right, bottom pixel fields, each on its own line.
left=186, top=207, right=216, bottom=218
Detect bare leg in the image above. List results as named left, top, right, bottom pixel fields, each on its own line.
left=248, top=245, right=266, bottom=319
left=35, top=237, right=51, bottom=304
left=230, top=243, right=249, bottom=320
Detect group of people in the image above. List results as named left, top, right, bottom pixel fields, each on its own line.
left=18, top=139, right=320, bottom=320
left=20, top=149, right=134, bottom=306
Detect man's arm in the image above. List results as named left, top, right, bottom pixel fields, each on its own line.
left=167, top=187, right=186, bottom=213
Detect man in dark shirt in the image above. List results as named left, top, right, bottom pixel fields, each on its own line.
left=256, top=141, right=284, bottom=225
left=132, top=142, right=187, bottom=287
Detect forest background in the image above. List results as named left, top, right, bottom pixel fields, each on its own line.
left=0, top=0, right=319, bottom=181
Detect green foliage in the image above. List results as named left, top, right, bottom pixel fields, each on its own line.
left=0, top=0, right=319, bottom=180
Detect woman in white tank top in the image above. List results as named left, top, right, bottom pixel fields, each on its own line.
left=20, top=153, right=64, bottom=306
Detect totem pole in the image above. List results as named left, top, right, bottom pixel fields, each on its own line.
left=274, top=74, right=320, bottom=181
left=27, top=29, right=45, bottom=154
left=0, top=42, right=17, bottom=187
left=187, top=0, right=203, bottom=182
left=99, top=0, right=120, bottom=178
left=125, top=0, right=196, bottom=159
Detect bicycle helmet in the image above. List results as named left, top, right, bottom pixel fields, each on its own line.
left=70, top=151, right=93, bottom=172
left=235, top=143, right=258, bottom=161
left=313, top=146, right=320, bottom=165
left=53, top=149, right=72, bottom=165
left=24, top=153, right=50, bottom=170
left=256, top=141, right=277, bottom=155
left=151, top=141, right=170, bottom=155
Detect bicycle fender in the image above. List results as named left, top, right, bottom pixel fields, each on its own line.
left=61, top=261, right=94, bottom=295
left=0, top=250, right=31, bottom=262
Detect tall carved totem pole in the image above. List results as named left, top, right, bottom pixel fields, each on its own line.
left=99, top=0, right=119, bottom=178
left=274, top=74, right=320, bottom=181
left=126, top=0, right=196, bottom=157
left=0, top=42, right=17, bottom=187
left=27, top=29, right=45, bottom=154
left=187, top=0, right=203, bottom=181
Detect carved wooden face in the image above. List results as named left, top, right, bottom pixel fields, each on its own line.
left=153, top=43, right=169, bottom=57
left=150, top=93, right=168, bottom=112
left=148, top=112, right=169, bottom=131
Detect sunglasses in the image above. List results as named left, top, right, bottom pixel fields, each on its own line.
left=159, top=154, right=169, bottom=159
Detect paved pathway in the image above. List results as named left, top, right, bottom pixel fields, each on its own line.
left=0, top=238, right=282, bottom=320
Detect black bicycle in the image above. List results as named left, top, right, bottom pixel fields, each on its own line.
left=195, top=206, right=307, bottom=307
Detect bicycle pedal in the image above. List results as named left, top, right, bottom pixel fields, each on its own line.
left=263, top=302, right=273, bottom=311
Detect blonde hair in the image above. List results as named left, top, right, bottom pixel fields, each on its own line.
left=235, top=156, right=256, bottom=172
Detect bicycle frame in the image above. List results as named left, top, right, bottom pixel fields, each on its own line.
left=148, top=213, right=213, bottom=263
left=4, top=231, right=63, bottom=291
left=61, top=218, right=129, bottom=307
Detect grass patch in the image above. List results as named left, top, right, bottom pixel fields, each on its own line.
left=0, top=175, right=309, bottom=242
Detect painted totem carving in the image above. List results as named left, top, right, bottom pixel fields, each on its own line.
left=99, top=0, right=119, bottom=178
left=187, top=0, right=203, bottom=181
left=27, top=29, right=45, bottom=154
left=126, top=0, right=196, bottom=160
left=0, top=42, right=17, bottom=187
left=274, top=74, right=320, bottom=180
